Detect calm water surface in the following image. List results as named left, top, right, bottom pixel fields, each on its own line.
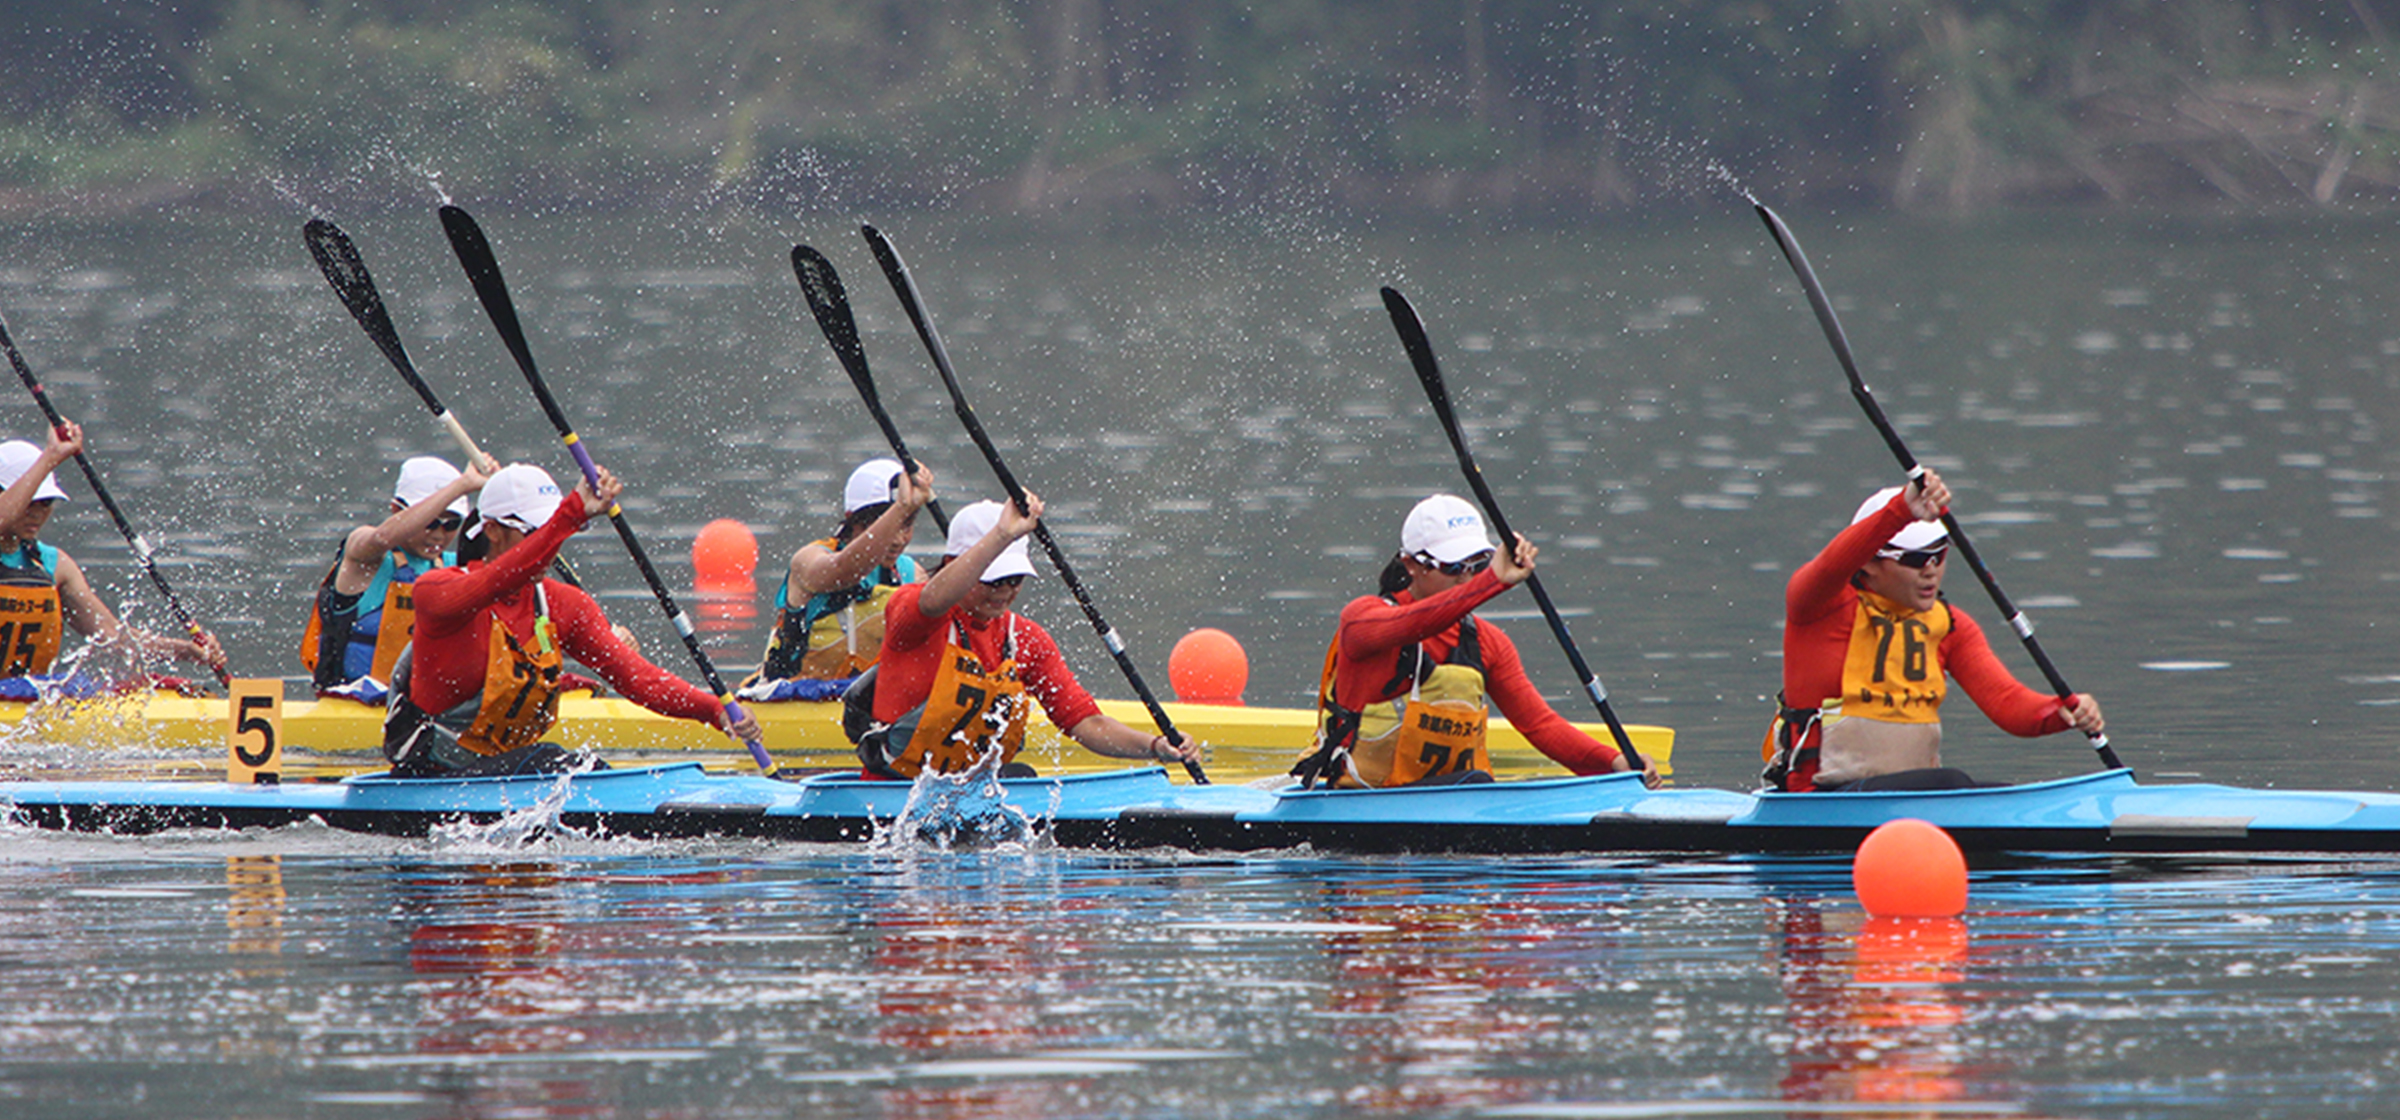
left=2, top=208, right=2400, bottom=1115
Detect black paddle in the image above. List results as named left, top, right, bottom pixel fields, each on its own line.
left=789, top=245, right=950, bottom=534
left=437, top=204, right=774, bottom=775
left=859, top=224, right=1208, bottom=785
left=303, top=218, right=492, bottom=467
left=1750, top=198, right=2123, bottom=772
left=1378, top=286, right=1647, bottom=776
left=0, top=311, right=227, bottom=687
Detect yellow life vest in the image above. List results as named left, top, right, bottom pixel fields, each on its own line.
left=1307, top=611, right=1492, bottom=789
left=752, top=539, right=916, bottom=682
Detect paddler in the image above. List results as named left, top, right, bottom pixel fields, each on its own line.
left=302, top=454, right=495, bottom=700
left=0, top=422, right=225, bottom=680
left=1764, top=471, right=2105, bottom=792
left=1298, top=494, right=1656, bottom=789
left=739, top=458, right=933, bottom=702
left=847, top=494, right=1203, bottom=778
left=383, top=462, right=759, bottom=777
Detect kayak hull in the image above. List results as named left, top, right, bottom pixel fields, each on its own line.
left=12, top=764, right=2400, bottom=856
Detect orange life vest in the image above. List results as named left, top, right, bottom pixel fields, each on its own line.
left=0, top=543, right=64, bottom=677
left=455, top=586, right=566, bottom=757
left=869, top=616, right=1029, bottom=778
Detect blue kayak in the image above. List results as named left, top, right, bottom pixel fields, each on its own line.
left=9, top=764, right=2400, bottom=855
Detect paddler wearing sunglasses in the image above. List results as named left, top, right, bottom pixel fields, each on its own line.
left=848, top=493, right=1205, bottom=779
left=1765, top=470, right=2105, bottom=792
left=1301, top=494, right=1657, bottom=789
left=0, top=421, right=226, bottom=680
left=301, top=453, right=494, bottom=699
left=382, top=463, right=760, bottom=778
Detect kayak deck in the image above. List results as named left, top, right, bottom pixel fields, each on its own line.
left=10, top=763, right=2400, bottom=856
left=0, top=690, right=1677, bottom=781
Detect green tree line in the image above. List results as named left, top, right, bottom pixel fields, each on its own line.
left=5, top=0, right=2397, bottom=214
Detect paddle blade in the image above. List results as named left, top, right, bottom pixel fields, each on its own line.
left=791, top=245, right=877, bottom=401
left=303, top=219, right=438, bottom=404
left=1380, top=286, right=1462, bottom=432
left=439, top=205, right=577, bottom=441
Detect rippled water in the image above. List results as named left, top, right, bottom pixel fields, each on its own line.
left=6, top=209, right=2399, bottom=790
left=4, top=825, right=2400, bottom=1118
left=4, top=209, right=2400, bottom=1115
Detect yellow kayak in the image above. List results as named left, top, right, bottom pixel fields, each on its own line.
left=0, top=689, right=1674, bottom=781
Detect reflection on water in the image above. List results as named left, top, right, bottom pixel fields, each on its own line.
left=3, top=834, right=2398, bottom=1117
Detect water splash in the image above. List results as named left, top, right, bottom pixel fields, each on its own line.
left=869, top=749, right=1046, bottom=853
left=428, top=756, right=604, bottom=848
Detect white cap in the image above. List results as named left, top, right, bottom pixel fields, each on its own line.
left=1401, top=494, right=1494, bottom=564
left=0, top=441, right=69, bottom=503
left=1854, top=486, right=1949, bottom=555
left=471, top=464, right=565, bottom=539
left=843, top=458, right=904, bottom=513
left=394, top=456, right=469, bottom=515
left=942, top=499, right=1037, bottom=581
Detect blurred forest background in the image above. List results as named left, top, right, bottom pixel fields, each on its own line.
left=6, top=0, right=2400, bottom=216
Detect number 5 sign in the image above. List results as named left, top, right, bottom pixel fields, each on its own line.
left=226, top=679, right=283, bottom=785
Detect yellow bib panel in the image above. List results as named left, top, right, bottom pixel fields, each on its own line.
left=0, top=583, right=62, bottom=678
left=887, top=622, right=1029, bottom=777
left=1346, top=661, right=1491, bottom=788
left=1833, top=592, right=1951, bottom=723
left=457, top=592, right=565, bottom=758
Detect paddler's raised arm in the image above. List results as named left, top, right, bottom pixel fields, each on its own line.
left=0, top=420, right=79, bottom=534
left=914, top=489, right=1041, bottom=619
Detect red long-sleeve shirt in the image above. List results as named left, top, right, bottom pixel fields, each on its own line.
left=407, top=499, right=722, bottom=725
left=1782, top=491, right=2066, bottom=736
left=873, top=582, right=1102, bottom=732
left=1330, top=571, right=1623, bottom=775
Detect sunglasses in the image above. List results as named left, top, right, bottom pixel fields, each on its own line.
left=1416, top=549, right=1494, bottom=577
left=428, top=514, right=464, bottom=532
left=1891, top=546, right=1949, bottom=569
left=981, top=574, right=1027, bottom=589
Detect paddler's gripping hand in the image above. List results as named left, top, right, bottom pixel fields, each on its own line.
left=41, top=420, right=83, bottom=469
left=897, top=461, right=936, bottom=514
left=186, top=628, right=228, bottom=673
left=1493, top=532, right=1537, bottom=587
left=1000, top=490, right=1044, bottom=539
left=1907, top=469, right=1952, bottom=521
left=2062, top=693, right=2105, bottom=736
left=1610, top=751, right=1663, bottom=789
left=718, top=703, right=762, bottom=745
left=574, top=467, right=624, bottom=521
left=1149, top=732, right=1206, bottom=767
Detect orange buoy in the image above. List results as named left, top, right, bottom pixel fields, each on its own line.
left=1168, top=627, right=1248, bottom=706
left=692, top=518, right=758, bottom=584
left=1852, top=818, right=1968, bottom=918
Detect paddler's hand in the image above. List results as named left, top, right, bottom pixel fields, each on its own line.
left=575, top=467, right=623, bottom=520
left=1492, top=532, right=1537, bottom=587
left=1610, top=751, right=1662, bottom=790
left=999, top=490, right=1044, bottom=539
left=185, top=629, right=228, bottom=672
left=1908, top=470, right=1951, bottom=521
left=461, top=456, right=495, bottom=490
left=1149, top=732, right=1205, bottom=767
left=719, top=703, right=762, bottom=745
left=897, top=461, right=935, bottom=513
left=42, top=420, right=83, bottom=467
left=2062, top=693, right=2105, bottom=735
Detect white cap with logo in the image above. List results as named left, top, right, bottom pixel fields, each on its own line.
left=393, top=456, right=470, bottom=515
left=843, top=458, right=904, bottom=513
left=1854, top=486, right=1950, bottom=556
left=472, top=464, right=565, bottom=539
left=1401, top=494, right=1494, bottom=564
left=0, top=441, right=68, bottom=503
left=941, top=499, right=1037, bottom=581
